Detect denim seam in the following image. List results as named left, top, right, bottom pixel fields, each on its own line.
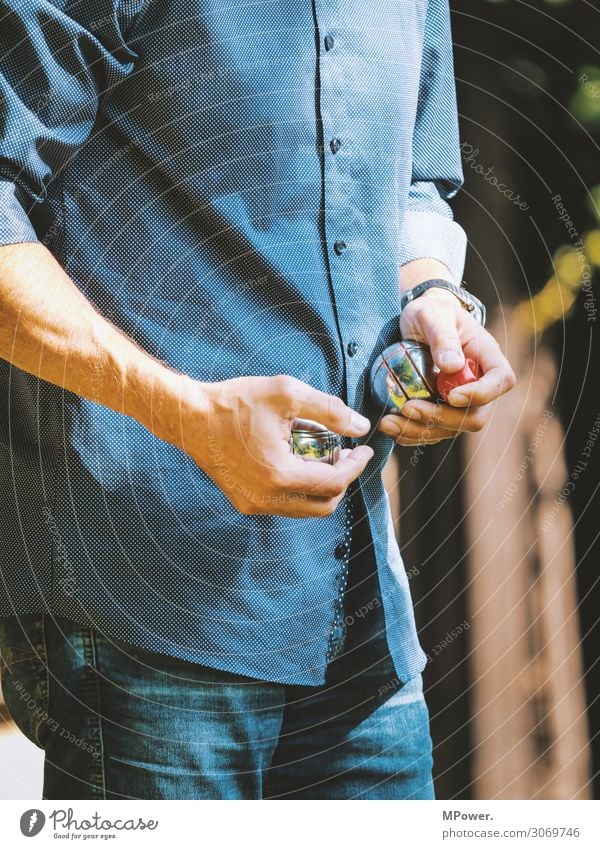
left=2, top=651, right=40, bottom=668
left=82, top=628, right=107, bottom=799
left=0, top=648, right=34, bottom=687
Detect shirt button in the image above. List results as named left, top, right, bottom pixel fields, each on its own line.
left=329, top=137, right=342, bottom=154
left=334, top=542, right=347, bottom=560
left=324, top=34, right=335, bottom=51
left=333, top=240, right=347, bottom=256
left=347, top=341, right=359, bottom=357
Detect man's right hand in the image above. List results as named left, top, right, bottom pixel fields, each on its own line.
left=155, top=373, right=374, bottom=518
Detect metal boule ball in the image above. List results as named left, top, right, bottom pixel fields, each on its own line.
left=290, top=418, right=342, bottom=464
left=370, top=340, right=438, bottom=414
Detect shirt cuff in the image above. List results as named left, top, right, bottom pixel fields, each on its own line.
left=398, top=210, right=467, bottom=284
left=0, top=179, right=40, bottom=246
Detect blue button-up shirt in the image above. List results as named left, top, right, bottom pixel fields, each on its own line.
left=0, top=0, right=466, bottom=685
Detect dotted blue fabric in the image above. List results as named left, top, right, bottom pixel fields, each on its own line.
left=0, top=0, right=466, bottom=685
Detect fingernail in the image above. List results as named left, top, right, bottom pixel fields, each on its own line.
left=357, top=445, right=374, bottom=459
left=448, top=391, right=469, bottom=405
left=402, top=406, right=422, bottom=422
left=381, top=421, right=401, bottom=438
left=439, top=350, right=464, bottom=368
left=351, top=412, right=371, bottom=431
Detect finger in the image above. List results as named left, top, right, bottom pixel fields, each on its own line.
left=400, top=398, right=492, bottom=433
left=330, top=443, right=376, bottom=486
left=239, top=452, right=355, bottom=517
left=278, top=444, right=374, bottom=498
left=395, top=437, right=443, bottom=447
left=290, top=383, right=371, bottom=436
left=447, top=329, right=516, bottom=406
left=250, top=490, right=344, bottom=519
left=378, top=414, right=457, bottom=443
left=412, top=300, right=465, bottom=374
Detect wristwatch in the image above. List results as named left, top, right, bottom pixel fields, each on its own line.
left=400, top=279, right=487, bottom=327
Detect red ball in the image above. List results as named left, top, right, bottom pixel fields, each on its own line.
left=436, top=358, right=483, bottom=402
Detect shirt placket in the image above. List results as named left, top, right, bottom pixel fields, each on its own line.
left=314, top=0, right=373, bottom=661
left=326, top=493, right=354, bottom=661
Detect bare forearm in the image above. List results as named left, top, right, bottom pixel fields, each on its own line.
left=0, top=246, right=453, bottom=414
left=399, top=257, right=455, bottom=292
left=0, top=242, right=182, bottom=439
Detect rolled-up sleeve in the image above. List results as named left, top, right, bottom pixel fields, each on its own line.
left=398, top=0, right=467, bottom=284
left=0, top=180, right=39, bottom=243
left=0, top=0, right=137, bottom=247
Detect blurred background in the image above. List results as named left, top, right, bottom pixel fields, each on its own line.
left=1, top=0, right=598, bottom=801
left=387, top=0, right=600, bottom=800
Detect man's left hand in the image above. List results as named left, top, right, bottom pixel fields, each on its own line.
left=378, top=288, right=517, bottom=446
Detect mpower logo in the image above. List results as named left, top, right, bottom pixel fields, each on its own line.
left=19, top=809, right=46, bottom=837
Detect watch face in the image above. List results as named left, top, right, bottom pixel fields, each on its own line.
left=459, top=289, right=485, bottom=326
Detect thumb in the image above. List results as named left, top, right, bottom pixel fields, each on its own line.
left=291, top=385, right=371, bottom=436
left=419, top=305, right=465, bottom=374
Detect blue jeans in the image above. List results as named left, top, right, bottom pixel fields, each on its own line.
left=0, top=610, right=433, bottom=800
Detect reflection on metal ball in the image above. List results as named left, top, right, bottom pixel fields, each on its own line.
left=290, top=418, right=342, bottom=464
left=370, top=340, right=438, bottom=414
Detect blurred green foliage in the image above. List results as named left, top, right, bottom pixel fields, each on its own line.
left=571, top=66, right=600, bottom=128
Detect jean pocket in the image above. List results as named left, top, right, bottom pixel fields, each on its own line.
left=0, top=616, right=49, bottom=749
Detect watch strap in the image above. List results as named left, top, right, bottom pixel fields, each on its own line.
left=400, top=279, right=486, bottom=326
